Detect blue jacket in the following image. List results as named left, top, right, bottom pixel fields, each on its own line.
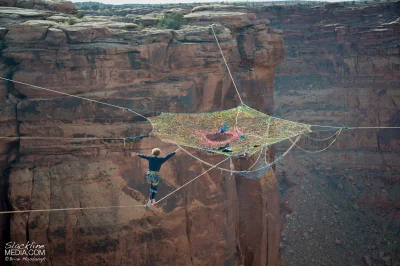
left=219, top=125, right=229, bottom=133
left=138, top=152, right=176, bottom=171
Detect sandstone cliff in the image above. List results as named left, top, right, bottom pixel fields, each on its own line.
left=253, top=2, right=400, bottom=265
left=0, top=3, right=285, bottom=266
left=0, top=0, right=77, bottom=14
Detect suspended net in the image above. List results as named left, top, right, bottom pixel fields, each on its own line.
left=235, top=163, right=272, bottom=179
left=232, top=136, right=299, bottom=179
left=150, top=104, right=311, bottom=157
left=179, top=142, right=293, bottom=180
left=232, top=148, right=272, bottom=179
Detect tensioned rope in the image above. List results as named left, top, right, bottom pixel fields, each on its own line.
left=0, top=79, right=233, bottom=214
left=249, top=116, right=273, bottom=168
left=1, top=22, right=399, bottom=213
left=0, top=77, right=153, bottom=127
left=177, top=135, right=301, bottom=175
left=291, top=128, right=343, bottom=153
left=234, top=105, right=242, bottom=135
left=0, top=77, right=158, bottom=145
left=155, top=156, right=229, bottom=204
left=0, top=203, right=145, bottom=214
left=0, top=136, right=130, bottom=147
left=247, top=148, right=263, bottom=170
left=303, top=128, right=341, bottom=142
left=0, top=126, right=384, bottom=160
left=210, top=28, right=367, bottom=134
left=241, top=103, right=400, bottom=131
left=347, top=126, right=400, bottom=129
left=247, top=117, right=273, bottom=170
left=210, top=24, right=244, bottom=105
left=0, top=137, right=126, bottom=140
left=3, top=138, right=305, bottom=189
left=210, top=26, right=321, bottom=137
left=1, top=78, right=397, bottom=136
left=0, top=155, right=229, bottom=214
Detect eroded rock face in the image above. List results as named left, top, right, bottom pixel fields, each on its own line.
left=1, top=0, right=78, bottom=14
left=185, top=11, right=256, bottom=29
left=0, top=4, right=285, bottom=266
left=252, top=2, right=400, bottom=266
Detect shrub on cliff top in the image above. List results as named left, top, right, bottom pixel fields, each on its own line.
left=67, top=18, right=76, bottom=25
left=77, top=11, right=85, bottom=19
left=157, top=13, right=186, bottom=30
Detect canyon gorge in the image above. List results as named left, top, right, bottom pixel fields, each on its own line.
left=0, top=0, right=399, bottom=265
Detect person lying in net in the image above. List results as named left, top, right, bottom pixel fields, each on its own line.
left=132, top=147, right=179, bottom=210
left=218, top=123, right=229, bottom=134
left=217, top=143, right=232, bottom=152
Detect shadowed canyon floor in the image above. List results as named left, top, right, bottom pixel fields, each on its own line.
left=265, top=1, right=400, bottom=265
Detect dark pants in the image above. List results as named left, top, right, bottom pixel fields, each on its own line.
left=149, top=184, right=158, bottom=200
left=146, top=172, right=159, bottom=201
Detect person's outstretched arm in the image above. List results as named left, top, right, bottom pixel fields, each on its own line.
left=137, top=153, right=151, bottom=160
left=161, top=151, right=176, bottom=162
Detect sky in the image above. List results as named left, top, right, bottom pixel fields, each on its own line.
left=71, top=0, right=345, bottom=5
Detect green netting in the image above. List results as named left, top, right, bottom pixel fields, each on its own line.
left=150, top=105, right=311, bottom=156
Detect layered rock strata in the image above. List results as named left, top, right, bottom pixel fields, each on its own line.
left=0, top=4, right=285, bottom=266
left=253, top=2, right=400, bottom=265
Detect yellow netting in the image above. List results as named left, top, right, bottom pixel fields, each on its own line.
left=150, top=105, right=311, bottom=156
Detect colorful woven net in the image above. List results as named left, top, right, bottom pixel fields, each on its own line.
left=230, top=148, right=272, bottom=179
left=150, top=105, right=311, bottom=157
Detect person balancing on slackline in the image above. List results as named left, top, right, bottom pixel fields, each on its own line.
left=132, top=147, right=180, bottom=210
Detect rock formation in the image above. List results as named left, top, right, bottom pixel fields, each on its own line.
left=1, top=1, right=398, bottom=265
left=253, top=2, right=400, bottom=265
left=0, top=0, right=77, bottom=14
left=0, top=3, right=285, bottom=266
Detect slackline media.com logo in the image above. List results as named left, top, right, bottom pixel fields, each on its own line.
left=5, top=241, right=46, bottom=263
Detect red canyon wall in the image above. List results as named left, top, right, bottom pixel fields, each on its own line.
left=253, top=2, right=400, bottom=265
left=0, top=3, right=285, bottom=266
